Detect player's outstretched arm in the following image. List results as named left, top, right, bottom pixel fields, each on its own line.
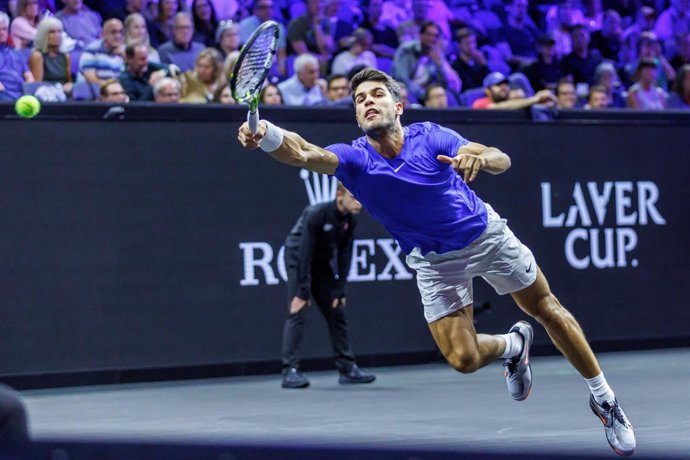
left=238, top=121, right=338, bottom=175
left=437, top=142, right=511, bottom=183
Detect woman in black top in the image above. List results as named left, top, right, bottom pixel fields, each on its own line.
left=28, top=17, right=72, bottom=96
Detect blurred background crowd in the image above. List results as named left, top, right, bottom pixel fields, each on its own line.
left=0, top=0, right=688, bottom=110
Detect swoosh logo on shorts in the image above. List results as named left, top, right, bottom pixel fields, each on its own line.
left=393, top=162, right=406, bottom=173
left=526, top=262, right=533, bottom=273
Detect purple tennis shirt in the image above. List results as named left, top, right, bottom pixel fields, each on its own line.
left=327, top=122, right=488, bottom=255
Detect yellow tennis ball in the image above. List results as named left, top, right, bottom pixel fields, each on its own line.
left=15, top=95, right=41, bottom=119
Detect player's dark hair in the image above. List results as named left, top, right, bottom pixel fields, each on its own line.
left=350, top=68, right=401, bottom=103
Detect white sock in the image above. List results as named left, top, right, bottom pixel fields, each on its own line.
left=586, top=372, right=616, bottom=405
left=499, top=332, right=523, bottom=359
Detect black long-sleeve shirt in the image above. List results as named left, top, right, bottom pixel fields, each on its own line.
left=285, top=201, right=357, bottom=301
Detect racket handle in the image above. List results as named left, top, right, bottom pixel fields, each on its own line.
left=248, top=109, right=260, bottom=134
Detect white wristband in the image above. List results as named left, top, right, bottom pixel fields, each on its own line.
left=259, top=120, right=284, bottom=152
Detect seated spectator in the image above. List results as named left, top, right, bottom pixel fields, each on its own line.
left=180, top=47, right=223, bottom=102
left=331, top=28, right=377, bottom=76
left=315, top=72, right=352, bottom=106
left=584, top=84, right=609, bottom=109
left=158, top=12, right=205, bottom=72
left=100, top=78, right=129, bottom=102
left=361, top=0, right=399, bottom=59
left=277, top=53, right=326, bottom=106
left=593, top=61, right=625, bottom=107
left=324, top=0, right=359, bottom=51
left=287, top=0, right=334, bottom=69
left=260, top=82, right=283, bottom=105
left=148, top=0, right=183, bottom=47
left=546, top=0, right=581, bottom=59
left=623, top=32, right=675, bottom=90
left=10, top=0, right=42, bottom=49
left=555, top=77, right=577, bottom=109
left=391, top=21, right=461, bottom=100
left=396, top=20, right=419, bottom=45
left=0, top=11, right=35, bottom=101
left=670, top=33, right=690, bottom=71
left=120, top=43, right=166, bottom=101
left=451, top=28, right=490, bottom=91
left=222, top=50, right=239, bottom=81
left=56, top=0, right=103, bottom=48
left=125, top=13, right=160, bottom=63
left=29, top=17, right=73, bottom=97
left=621, top=6, right=657, bottom=66
left=472, top=71, right=556, bottom=109
left=215, top=20, right=239, bottom=59
left=78, top=18, right=125, bottom=85
left=653, top=0, right=690, bottom=45
left=239, top=0, right=287, bottom=76
left=589, top=10, right=623, bottom=61
left=423, top=83, right=448, bottom=108
left=627, top=58, right=667, bottom=109
left=497, top=0, right=541, bottom=68
left=561, top=24, right=603, bottom=85
left=211, top=81, right=234, bottom=103
left=524, top=33, right=561, bottom=91
left=667, top=63, right=690, bottom=109
left=411, top=0, right=452, bottom=42
left=191, top=0, right=218, bottom=47
left=153, top=76, right=181, bottom=102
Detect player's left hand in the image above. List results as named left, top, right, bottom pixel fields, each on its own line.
left=437, top=154, right=486, bottom=183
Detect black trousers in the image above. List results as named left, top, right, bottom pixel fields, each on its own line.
left=281, top=264, right=356, bottom=373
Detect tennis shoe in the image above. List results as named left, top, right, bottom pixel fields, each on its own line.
left=281, top=368, right=309, bottom=389
left=589, top=395, right=636, bottom=456
left=503, top=320, right=533, bottom=401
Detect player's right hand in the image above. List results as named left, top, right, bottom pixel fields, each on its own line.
left=238, top=121, right=267, bottom=149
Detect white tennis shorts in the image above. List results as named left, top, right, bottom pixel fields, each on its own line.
left=406, top=204, right=538, bottom=323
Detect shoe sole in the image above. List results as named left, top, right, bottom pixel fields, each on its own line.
left=339, top=376, right=376, bottom=385
left=281, top=382, right=310, bottom=389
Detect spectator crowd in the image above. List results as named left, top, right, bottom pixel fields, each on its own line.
left=0, top=0, right=688, bottom=110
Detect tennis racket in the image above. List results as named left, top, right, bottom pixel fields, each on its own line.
left=230, top=20, right=280, bottom=133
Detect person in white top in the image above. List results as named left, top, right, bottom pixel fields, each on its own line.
left=331, top=28, right=378, bottom=76
left=277, top=53, right=326, bottom=106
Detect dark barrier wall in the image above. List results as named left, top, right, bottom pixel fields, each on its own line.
left=0, top=105, right=688, bottom=378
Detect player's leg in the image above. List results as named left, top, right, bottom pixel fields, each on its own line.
left=510, top=268, right=600, bottom=378
left=312, top=285, right=375, bottom=384
left=428, top=305, right=506, bottom=373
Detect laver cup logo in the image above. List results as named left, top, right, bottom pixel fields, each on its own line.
left=541, top=181, right=666, bottom=270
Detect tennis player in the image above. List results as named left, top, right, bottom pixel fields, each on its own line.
left=237, top=68, right=635, bottom=456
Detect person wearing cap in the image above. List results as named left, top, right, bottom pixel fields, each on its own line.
left=472, top=71, right=555, bottom=109
left=239, top=0, right=286, bottom=76
left=627, top=58, right=668, bottom=109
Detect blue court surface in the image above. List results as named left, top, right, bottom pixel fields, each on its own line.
left=8, top=348, right=688, bottom=459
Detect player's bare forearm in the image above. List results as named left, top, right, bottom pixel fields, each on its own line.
left=462, top=142, right=511, bottom=174
left=269, top=130, right=338, bottom=175
left=238, top=121, right=338, bottom=175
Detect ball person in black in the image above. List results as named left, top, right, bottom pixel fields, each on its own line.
left=281, top=182, right=376, bottom=388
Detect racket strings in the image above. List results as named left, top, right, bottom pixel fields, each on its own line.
left=234, top=31, right=276, bottom=100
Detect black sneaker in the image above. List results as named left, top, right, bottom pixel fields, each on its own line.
left=589, top=395, right=636, bottom=456
left=281, top=367, right=309, bottom=389
left=339, top=364, right=376, bottom=384
left=503, top=320, right=533, bottom=401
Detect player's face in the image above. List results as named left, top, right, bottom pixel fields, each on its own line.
left=353, top=81, right=402, bottom=134
left=337, top=189, right=362, bottom=215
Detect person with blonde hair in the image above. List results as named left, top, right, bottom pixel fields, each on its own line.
left=124, top=12, right=160, bottom=63
left=180, top=46, right=223, bottom=102
left=10, top=0, right=42, bottom=49
left=28, top=16, right=73, bottom=96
